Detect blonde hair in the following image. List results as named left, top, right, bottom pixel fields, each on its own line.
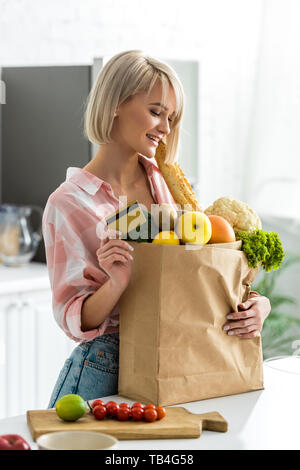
left=84, top=50, right=185, bottom=163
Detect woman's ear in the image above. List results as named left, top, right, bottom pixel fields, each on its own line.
left=114, top=101, right=123, bottom=117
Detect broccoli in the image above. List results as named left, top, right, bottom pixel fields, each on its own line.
left=236, top=229, right=285, bottom=272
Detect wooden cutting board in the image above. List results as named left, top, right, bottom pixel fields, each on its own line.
left=27, top=407, right=228, bottom=441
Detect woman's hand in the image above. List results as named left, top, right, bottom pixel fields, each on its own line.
left=96, top=228, right=134, bottom=291
left=223, top=295, right=271, bottom=339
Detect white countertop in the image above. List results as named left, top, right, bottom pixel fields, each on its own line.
left=0, top=261, right=50, bottom=294
left=0, top=357, right=299, bottom=450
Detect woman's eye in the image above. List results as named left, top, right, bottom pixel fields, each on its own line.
left=150, top=110, right=172, bottom=123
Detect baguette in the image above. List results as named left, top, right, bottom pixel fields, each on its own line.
left=154, top=141, right=202, bottom=211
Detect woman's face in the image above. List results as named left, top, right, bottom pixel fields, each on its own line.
left=113, top=79, right=177, bottom=158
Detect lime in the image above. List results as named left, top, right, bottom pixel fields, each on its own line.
left=55, top=394, right=86, bottom=422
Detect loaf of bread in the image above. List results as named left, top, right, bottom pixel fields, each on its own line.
left=154, top=141, right=202, bottom=211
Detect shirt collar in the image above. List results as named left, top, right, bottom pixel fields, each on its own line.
left=66, top=154, right=159, bottom=196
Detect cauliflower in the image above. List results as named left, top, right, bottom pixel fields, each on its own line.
left=204, top=196, right=262, bottom=233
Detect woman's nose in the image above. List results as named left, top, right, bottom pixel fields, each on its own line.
left=158, top=117, right=170, bottom=135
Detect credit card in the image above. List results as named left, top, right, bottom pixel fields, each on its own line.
left=105, top=200, right=147, bottom=236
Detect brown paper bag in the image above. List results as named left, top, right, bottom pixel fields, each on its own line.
left=118, top=241, right=264, bottom=406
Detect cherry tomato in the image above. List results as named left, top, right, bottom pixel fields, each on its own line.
left=144, top=407, right=158, bottom=422
left=119, top=402, right=130, bottom=409
left=105, top=400, right=117, bottom=408
left=131, top=407, right=144, bottom=421
left=117, top=407, right=131, bottom=421
left=93, top=405, right=107, bottom=420
left=91, top=399, right=105, bottom=408
left=156, top=406, right=166, bottom=420
left=106, top=402, right=119, bottom=417
left=145, top=403, right=156, bottom=410
left=131, top=402, right=144, bottom=410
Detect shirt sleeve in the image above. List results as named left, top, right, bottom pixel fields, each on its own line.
left=42, top=192, right=111, bottom=342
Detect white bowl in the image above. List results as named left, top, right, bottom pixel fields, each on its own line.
left=36, top=431, right=118, bottom=450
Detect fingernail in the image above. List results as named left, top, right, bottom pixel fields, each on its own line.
left=129, top=254, right=133, bottom=260
left=227, top=314, right=233, bottom=319
left=128, top=245, right=134, bottom=251
left=223, top=325, right=230, bottom=331
left=227, top=330, right=235, bottom=335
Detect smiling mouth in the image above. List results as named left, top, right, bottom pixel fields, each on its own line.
left=146, top=135, right=159, bottom=146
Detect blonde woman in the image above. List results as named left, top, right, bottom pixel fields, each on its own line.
left=43, top=50, right=184, bottom=407
left=43, top=50, right=270, bottom=408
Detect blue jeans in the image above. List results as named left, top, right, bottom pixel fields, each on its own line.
left=47, top=333, right=119, bottom=408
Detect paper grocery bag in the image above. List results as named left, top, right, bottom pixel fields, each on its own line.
left=118, top=241, right=264, bottom=406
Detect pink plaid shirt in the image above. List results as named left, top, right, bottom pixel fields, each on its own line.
left=42, top=154, right=177, bottom=343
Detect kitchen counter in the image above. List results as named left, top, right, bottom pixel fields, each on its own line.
left=0, top=261, right=50, bottom=294
left=0, top=358, right=299, bottom=450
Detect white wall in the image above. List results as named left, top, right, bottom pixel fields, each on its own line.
left=0, top=0, right=264, bottom=209
left=245, top=0, right=300, bottom=219
left=0, top=68, right=3, bottom=204
left=1, top=0, right=299, bottom=214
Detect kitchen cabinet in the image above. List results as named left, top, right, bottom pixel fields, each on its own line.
left=0, top=65, right=92, bottom=264
left=0, top=262, right=74, bottom=419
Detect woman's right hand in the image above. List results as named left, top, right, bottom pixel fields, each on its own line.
left=96, top=229, right=134, bottom=291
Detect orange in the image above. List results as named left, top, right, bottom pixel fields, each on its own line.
left=207, top=215, right=236, bottom=244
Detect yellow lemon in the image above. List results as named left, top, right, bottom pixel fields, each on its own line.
left=152, top=230, right=180, bottom=245
left=55, top=394, right=86, bottom=422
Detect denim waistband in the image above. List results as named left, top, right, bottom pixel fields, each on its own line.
left=80, top=333, right=119, bottom=351
left=95, top=332, right=119, bottom=345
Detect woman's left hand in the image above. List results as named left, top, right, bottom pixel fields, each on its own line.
left=223, top=295, right=271, bottom=339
